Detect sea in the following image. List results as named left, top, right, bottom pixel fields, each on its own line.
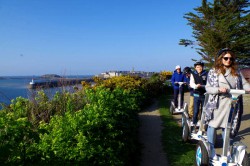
left=0, top=75, right=93, bottom=107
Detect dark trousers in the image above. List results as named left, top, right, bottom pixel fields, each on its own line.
left=173, top=88, right=184, bottom=108
left=193, top=95, right=205, bottom=125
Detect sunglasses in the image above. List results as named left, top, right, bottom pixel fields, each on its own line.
left=223, top=57, right=234, bottom=61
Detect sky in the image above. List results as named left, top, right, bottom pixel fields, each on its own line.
left=0, top=0, right=202, bottom=76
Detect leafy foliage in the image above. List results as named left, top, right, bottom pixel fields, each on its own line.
left=159, top=71, right=173, bottom=81
left=180, top=0, right=250, bottom=67
left=0, top=109, right=39, bottom=164
left=0, top=74, right=166, bottom=165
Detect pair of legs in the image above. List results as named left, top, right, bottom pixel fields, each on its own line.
left=173, top=87, right=184, bottom=108
left=207, top=126, right=217, bottom=158
left=188, top=95, right=194, bottom=118
left=207, top=126, right=233, bottom=159
left=192, top=95, right=205, bottom=125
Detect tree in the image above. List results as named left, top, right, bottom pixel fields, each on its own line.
left=179, top=0, right=250, bottom=67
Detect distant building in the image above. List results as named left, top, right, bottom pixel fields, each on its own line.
left=96, top=70, right=157, bottom=78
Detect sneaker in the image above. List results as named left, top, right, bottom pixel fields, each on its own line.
left=190, top=121, right=193, bottom=126
left=210, top=147, right=218, bottom=161
left=211, top=154, right=218, bottom=161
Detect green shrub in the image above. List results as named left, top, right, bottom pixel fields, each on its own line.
left=0, top=75, right=165, bottom=165
left=0, top=111, right=39, bottom=164
left=36, top=87, right=140, bottom=165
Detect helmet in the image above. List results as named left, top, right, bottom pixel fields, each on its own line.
left=194, top=61, right=204, bottom=67
left=217, top=48, right=232, bottom=57
left=183, top=67, right=191, bottom=74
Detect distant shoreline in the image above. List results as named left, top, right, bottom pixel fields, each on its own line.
left=28, top=77, right=94, bottom=89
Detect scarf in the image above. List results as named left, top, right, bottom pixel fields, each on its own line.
left=204, top=69, right=219, bottom=121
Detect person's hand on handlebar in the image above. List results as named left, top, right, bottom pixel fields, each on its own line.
left=196, top=84, right=202, bottom=88
left=218, top=87, right=228, bottom=93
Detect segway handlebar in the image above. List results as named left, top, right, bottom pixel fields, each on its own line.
left=174, top=82, right=186, bottom=86
left=228, top=89, right=249, bottom=100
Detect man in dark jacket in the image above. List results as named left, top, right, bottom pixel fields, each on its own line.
left=190, top=61, right=208, bottom=132
left=171, top=65, right=186, bottom=109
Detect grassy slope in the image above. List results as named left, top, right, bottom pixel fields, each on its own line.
left=159, top=94, right=196, bottom=166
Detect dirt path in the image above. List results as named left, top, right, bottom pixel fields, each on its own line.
left=138, top=100, right=169, bottom=166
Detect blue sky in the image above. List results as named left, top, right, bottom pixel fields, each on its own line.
left=0, top=0, right=202, bottom=76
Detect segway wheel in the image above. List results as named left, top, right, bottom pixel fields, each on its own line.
left=230, top=106, right=242, bottom=138
left=170, top=104, right=174, bottom=115
left=195, top=141, right=209, bottom=166
left=182, top=114, right=189, bottom=142
left=241, top=152, right=250, bottom=166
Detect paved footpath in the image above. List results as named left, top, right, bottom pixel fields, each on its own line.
left=173, top=93, right=250, bottom=156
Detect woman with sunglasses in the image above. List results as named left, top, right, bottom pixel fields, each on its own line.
left=205, top=48, right=250, bottom=160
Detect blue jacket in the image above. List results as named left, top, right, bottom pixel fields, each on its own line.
left=171, top=70, right=186, bottom=90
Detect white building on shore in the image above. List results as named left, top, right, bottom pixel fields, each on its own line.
left=96, top=70, right=156, bottom=78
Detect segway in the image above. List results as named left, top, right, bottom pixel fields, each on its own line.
left=195, top=89, right=249, bottom=166
left=182, top=93, right=243, bottom=142
left=170, top=82, right=187, bottom=114
left=182, top=93, right=209, bottom=142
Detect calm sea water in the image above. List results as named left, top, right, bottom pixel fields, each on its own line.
left=0, top=75, right=93, bottom=106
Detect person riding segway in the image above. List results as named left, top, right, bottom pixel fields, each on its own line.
left=190, top=61, right=208, bottom=133
left=170, top=65, right=187, bottom=114
left=195, top=48, right=250, bottom=165
left=181, top=64, right=208, bottom=142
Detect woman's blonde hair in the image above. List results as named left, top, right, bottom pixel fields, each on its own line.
left=214, top=50, right=238, bottom=77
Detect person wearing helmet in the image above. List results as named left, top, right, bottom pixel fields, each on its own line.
left=183, top=67, right=194, bottom=118
left=190, top=61, right=208, bottom=133
left=171, top=65, right=186, bottom=109
left=205, top=48, right=250, bottom=160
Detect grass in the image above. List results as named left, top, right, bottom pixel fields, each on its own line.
left=159, top=94, right=196, bottom=166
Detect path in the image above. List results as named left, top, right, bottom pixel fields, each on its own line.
left=138, top=100, right=169, bottom=166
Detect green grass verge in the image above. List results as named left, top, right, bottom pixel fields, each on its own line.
left=159, top=94, right=196, bottom=166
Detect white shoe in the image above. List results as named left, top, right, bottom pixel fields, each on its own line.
left=190, top=121, right=193, bottom=126
left=210, top=147, right=218, bottom=161
left=211, top=154, right=218, bottom=161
